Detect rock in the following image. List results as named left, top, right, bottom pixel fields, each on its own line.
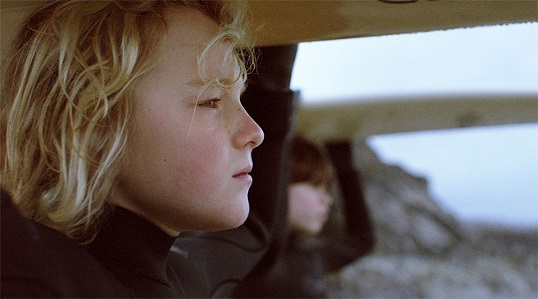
left=328, top=254, right=536, bottom=298
left=324, top=139, right=538, bottom=298
left=354, top=138, right=465, bottom=256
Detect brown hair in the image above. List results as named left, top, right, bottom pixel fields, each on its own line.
left=289, top=136, right=334, bottom=188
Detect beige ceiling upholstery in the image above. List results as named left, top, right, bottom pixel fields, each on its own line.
left=249, top=0, right=537, bottom=45
left=2, top=0, right=537, bottom=52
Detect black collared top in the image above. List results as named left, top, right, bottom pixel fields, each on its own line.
left=87, top=207, right=207, bottom=298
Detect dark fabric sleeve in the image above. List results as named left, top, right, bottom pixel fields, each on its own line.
left=172, top=45, right=298, bottom=297
left=321, top=141, right=376, bottom=272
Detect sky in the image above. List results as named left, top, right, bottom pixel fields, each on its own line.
left=290, top=23, right=538, bottom=228
left=290, top=23, right=537, bottom=101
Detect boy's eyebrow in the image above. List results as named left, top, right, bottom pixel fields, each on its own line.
left=188, top=78, right=246, bottom=92
left=187, top=79, right=207, bottom=87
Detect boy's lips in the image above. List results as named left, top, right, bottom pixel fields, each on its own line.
left=233, top=166, right=253, bottom=179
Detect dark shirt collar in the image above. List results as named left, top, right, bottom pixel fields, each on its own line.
left=88, top=206, right=176, bottom=285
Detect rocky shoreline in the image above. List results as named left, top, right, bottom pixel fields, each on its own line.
left=323, top=140, right=537, bottom=298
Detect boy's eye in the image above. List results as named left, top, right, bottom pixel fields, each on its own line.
left=199, top=98, right=220, bottom=109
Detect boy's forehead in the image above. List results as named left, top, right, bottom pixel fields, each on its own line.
left=198, top=42, right=242, bottom=84
left=157, top=7, right=241, bottom=84
left=164, top=6, right=220, bottom=46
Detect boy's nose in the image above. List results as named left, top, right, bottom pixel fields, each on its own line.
left=234, top=107, right=264, bottom=149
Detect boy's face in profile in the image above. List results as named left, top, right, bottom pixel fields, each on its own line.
left=112, top=7, right=264, bottom=236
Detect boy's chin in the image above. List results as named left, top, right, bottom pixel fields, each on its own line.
left=208, top=203, right=250, bottom=231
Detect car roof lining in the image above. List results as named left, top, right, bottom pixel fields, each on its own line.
left=1, top=0, right=537, bottom=49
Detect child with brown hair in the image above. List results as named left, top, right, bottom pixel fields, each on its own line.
left=234, top=135, right=375, bottom=298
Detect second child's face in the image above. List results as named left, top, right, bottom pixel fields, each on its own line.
left=113, top=7, right=264, bottom=235
left=288, top=183, right=333, bottom=235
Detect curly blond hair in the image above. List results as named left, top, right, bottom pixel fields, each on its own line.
left=1, top=0, right=253, bottom=242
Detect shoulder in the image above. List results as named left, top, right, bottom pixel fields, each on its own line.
left=1, top=189, right=132, bottom=298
